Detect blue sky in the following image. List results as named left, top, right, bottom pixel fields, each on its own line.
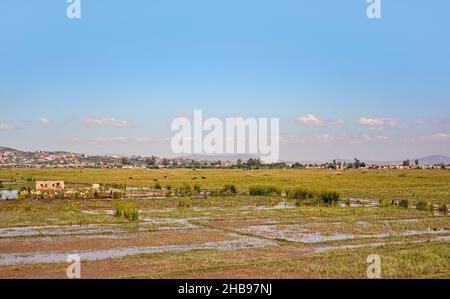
left=1, top=0, right=449, bottom=161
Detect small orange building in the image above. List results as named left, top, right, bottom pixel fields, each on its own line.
left=35, top=181, right=65, bottom=191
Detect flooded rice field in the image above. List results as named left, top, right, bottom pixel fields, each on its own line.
left=0, top=234, right=276, bottom=266
left=0, top=224, right=128, bottom=238
left=0, top=200, right=449, bottom=278
left=241, top=224, right=450, bottom=243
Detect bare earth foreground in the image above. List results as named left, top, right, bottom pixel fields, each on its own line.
left=0, top=168, right=449, bottom=278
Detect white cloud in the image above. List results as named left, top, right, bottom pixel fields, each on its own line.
left=430, top=133, right=450, bottom=142
left=359, top=117, right=397, bottom=127
left=296, top=114, right=344, bottom=127
left=39, top=118, right=50, bottom=125
left=0, top=124, right=15, bottom=131
left=83, top=118, right=130, bottom=128
left=297, top=114, right=324, bottom=126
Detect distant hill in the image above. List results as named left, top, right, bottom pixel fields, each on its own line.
left=332, top=155, right=450, bottom=165
left=417, top=155, right=450, bottom=165
left=0, top=147, right=121, bottom=167
left=1, top=146, right=449, bottom=166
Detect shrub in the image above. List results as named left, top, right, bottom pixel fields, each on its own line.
left=154, top=182, right=161, bottom=190
left=249, top=186, right=281, bottom=196
left=114, top=205, right=123, bottom=217
left=112, top=191, right=122, bottom=199
left=319, top=191, right=340, bottom=205
left=378, top=198, right=391, bottom=207
left=222, top=184, right=238, bottom=195
left=175, top=184, right=192, bottom=196
left=125, top=208, right=139, bottom=221
left=114, top=202, right=139, bottom=221
left=415, top=200, right=432, bottom=211
left=438, top=203, right=448, bottom=214
left=288, top=188, right=314, bottom=200
left=193, top=184, right=202, bottom=194
left=399, top=199, right=409, bottom=209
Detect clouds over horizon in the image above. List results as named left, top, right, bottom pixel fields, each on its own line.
left=296, top=114, right=344, bottom=127
left=358, top=117, right=398, bottom=128
left=39, top=118, right=50, bottom=125
left=82, top=118, right=130, bottom=128
left=0, top=124, right=15, bottom=131
left=430, top=133, right=450, bottom=142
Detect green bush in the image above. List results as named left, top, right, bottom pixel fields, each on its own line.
left=112, top=191, right=122, bottom=199
left=125, top=208, right=139, bottom=221
left=415, top=200, right=432, bottom=211
left=288, top=188, right=314, bottom=200
left=193, top=184, right=202, bottom=194
left=399, top=199, right=409, bottom=209
left=438, top=203, right=448, bottom=214
left=249, top=186, right=281, bottom=196
left=114, top=202, right=139, bottom=221
left=319, top=191, right=340, bottom=205
left=222, top=184, right=238, bottom=195
left=379, top=198, right=391, bottom=207
left=175, top=184, right=192, bottom=196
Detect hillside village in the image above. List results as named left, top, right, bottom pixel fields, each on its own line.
left=1, top=147, right=449, bottom=170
